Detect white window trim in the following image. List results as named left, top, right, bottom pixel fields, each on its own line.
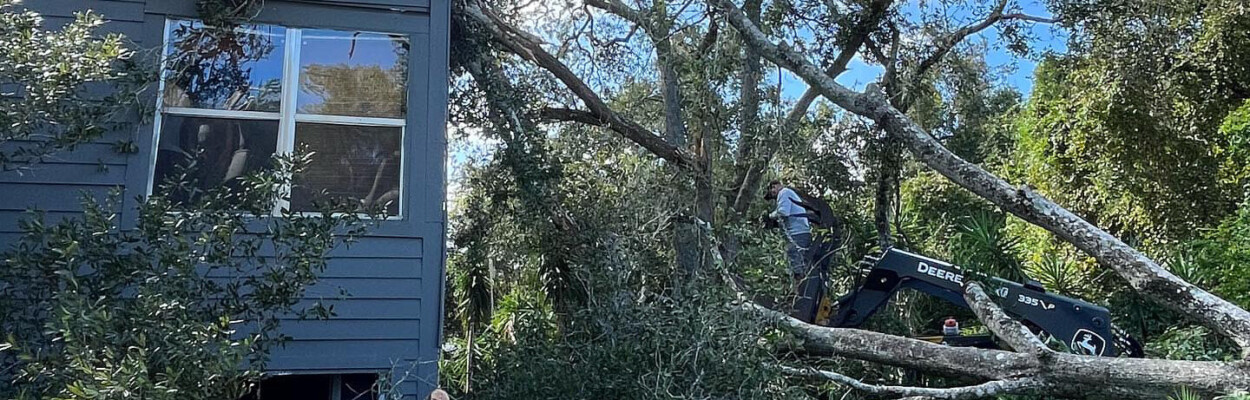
left=149, top=19, right=409, bottom=220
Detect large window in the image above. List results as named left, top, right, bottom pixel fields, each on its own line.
left=152, top=19, right=409, bottom=216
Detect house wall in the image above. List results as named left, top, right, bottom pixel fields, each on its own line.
left=4, top=1, right=450, bottom=398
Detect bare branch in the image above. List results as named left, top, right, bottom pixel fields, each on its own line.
left=1002, top=13, right=1060, bottom=23
left=463, top=1, right=698, bottom=169
left=912, top=0, right=1009, bottom=80
left=963, top=282, right=1049, bottom=354
left=780, top=366, right=1049, bottom=400
left=912, top=1, right=1058, bottom=84
left=586, top=0, right=690, bottom=146
left=709, top=0, right=1250, bottom=354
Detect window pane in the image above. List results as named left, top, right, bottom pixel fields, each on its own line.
left=153, top=116, right=279, bottom=202
left=298, top=30, right=408, bottom=118
left=291, top=123, right=402, bottom=216
left=162, top=20, right=286, bottom=112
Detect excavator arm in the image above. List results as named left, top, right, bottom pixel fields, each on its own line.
left=818, top=248, right=1142, bottom=357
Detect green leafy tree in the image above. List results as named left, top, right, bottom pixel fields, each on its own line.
left=0, top=151, right=376, bottom=400
left=1010, top=0, right=1250, bottom=248
left=0, top=0, right=139, bottom=171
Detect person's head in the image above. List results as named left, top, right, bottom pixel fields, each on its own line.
left=430, top=388, right=450, bottom=400
left=766, top=180, right=784, bottom=200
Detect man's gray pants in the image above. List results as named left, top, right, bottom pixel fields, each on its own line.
left=786, top=232, right=825, bottom=323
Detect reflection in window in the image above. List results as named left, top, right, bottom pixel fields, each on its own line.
left=291, top=123, right=401, bottom=216
left=152, top=116, right=279, bottom=203
left=153, top=19, right=409, bottom=217
left=298, top=30, right=408, bottom=118
left=162, top=20, right=286, bottom=112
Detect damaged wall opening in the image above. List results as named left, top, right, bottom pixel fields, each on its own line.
left=242, top=373, right=380, bottom=400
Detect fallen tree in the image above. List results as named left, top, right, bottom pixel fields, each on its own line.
left=748, top=283, right=1250, bottom=398
left=451, top=0, right=1250, bottom=397
left=706, top=0, right=1250, bottom=357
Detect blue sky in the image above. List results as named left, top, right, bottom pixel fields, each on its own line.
left=777, top=0, right=1069, bottom=100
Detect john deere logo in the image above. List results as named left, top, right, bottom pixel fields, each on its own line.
left=1070, top=329, right=1106, bottom=356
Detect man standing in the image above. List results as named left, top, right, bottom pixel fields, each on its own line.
left=766, top=180, right=820, bottom=320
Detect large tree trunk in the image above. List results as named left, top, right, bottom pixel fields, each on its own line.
left=729, top=0, right=764, bottom=216
left=750, top=303, right=1250, bottom=398
left=874, top=137, right=897, bottom=249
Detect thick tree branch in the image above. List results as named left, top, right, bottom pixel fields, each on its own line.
left=1002, top=13, right=1059, bottom=24
left=747, top=303, right=1250, bottom=397
left=463, top=1, right=698, bottom=169
left=710, top=0, right=1250, bottom=354
left=729, top=0, right=763, bottom=215
left=539, top=107, right=698, bottom=166
left=730, top=0, right=893, bottom=215
left=585, top=0, right=647, bottom=27
left=585, top=0, right=689, bottom=146
left=781, top=366, right=1049, bottom=400
left=963, top=282, right=1049, bottom=354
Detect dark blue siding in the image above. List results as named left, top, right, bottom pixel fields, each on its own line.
left=6, top=1, right=449, bottom=399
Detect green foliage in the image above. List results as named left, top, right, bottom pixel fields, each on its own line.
left=1011, top=0, right=1250, bottom=247
left=950, top=211, right=1026, bottom=281
left=899, top=171, right=997, bottom=255
left=0, top=1, right=142, bottom=171
left=1186, top=199, right=1250, bottom=308
left=1218, top=101, right=1250, bottom=192
left=0, top=152, right=376, bottom=399
left=1170, top=387, right=1202, bottom=400
left=445, top=279, right=798, bottom=400
left=1148, top=326, right=1238, bottom=362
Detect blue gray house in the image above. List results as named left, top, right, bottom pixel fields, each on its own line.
left=5, top=0, right=450, bottom=398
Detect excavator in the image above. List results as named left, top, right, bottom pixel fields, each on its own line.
left=780, top=193, right=1144, bottom=358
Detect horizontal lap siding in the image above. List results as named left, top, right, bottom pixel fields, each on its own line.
left=25, top=0, right=146, bottom=21
left=0, top=183, right=117, bottom=212
left=266, top=340, right=425, bottom=370
left=291, top=298, right=422, bottom=320
left=266, top=246, right=425, bottom=372
left=0, top=142, right=132, bottom=166
left=0, top=211, right=86, bottom=233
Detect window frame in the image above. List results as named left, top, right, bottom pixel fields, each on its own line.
left=148, top=19, right=409, bottom=220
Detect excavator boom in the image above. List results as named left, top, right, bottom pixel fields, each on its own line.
left=813, top=248, right=1142, bottom=357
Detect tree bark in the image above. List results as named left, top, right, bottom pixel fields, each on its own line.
left=751, top=303, right=1250, bottom=397
left=463, top=2, right=699, bottom=170
left=712, top=0, right=1250, bottom=355
left=874, top=136, right=896, bottom=249
left=729, top=0, right=894, bottom=217
left=729, top=0, right=763, bottom=215
left=782, top=366, right=1050, bottom=400
left=963, top=282, right=1049, bottom=354
left=583, top=0, right=707, bottom=275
